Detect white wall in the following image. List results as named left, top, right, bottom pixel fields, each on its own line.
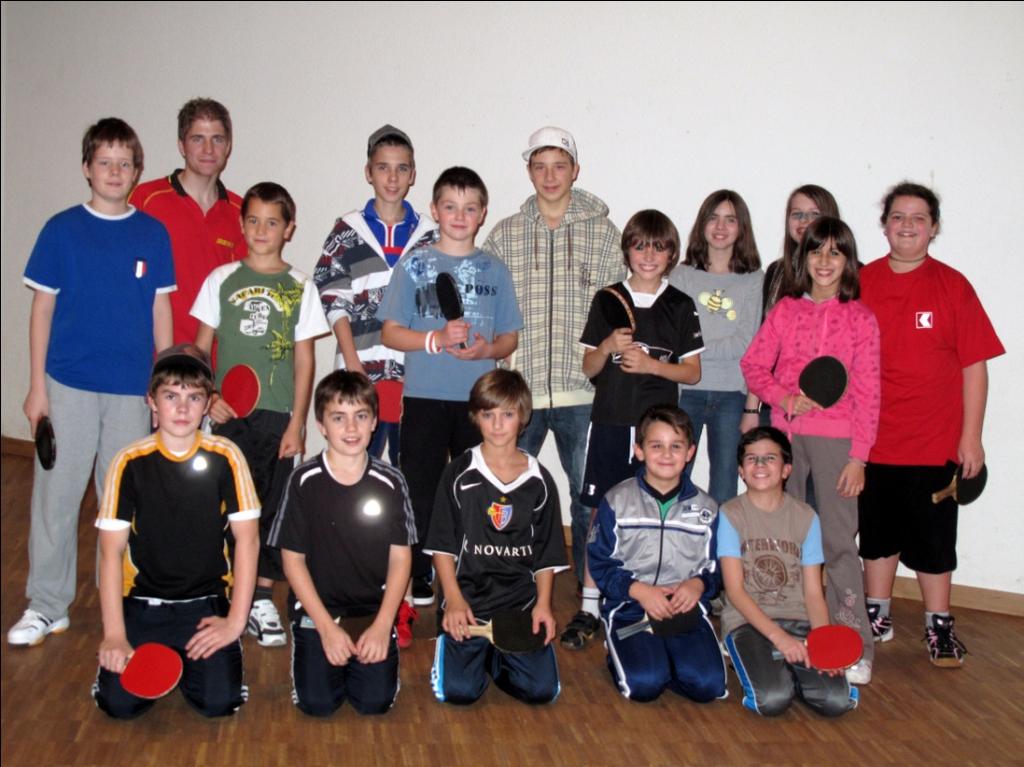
left=2, top=2, right=1021, bottom=594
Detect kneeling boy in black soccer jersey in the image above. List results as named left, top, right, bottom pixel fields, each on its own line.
left=424, top=369, right=568, bottom=704
left=94, top=344, right=260, bottom=719
left=269, top=371, right=415, bottom=716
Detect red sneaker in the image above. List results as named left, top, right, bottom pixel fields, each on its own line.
left=396, top=601, right=418, bottom=649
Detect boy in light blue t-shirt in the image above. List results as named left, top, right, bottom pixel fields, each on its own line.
left=379, top=166, right=522, bottom=607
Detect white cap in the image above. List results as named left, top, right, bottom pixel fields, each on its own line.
left=522, top=126, right=578, bottom=162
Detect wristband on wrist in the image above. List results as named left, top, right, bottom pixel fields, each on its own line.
left=425, top=330, right=437, bottom=354
left=743, top=408, right=759, bottom=415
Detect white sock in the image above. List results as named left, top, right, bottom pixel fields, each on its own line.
left=867, top=597, right=891, bottom=618
left=582, top=587, right=600, bottom=617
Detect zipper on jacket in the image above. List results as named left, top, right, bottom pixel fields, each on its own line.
left=547, top=229, right=554, bottom=408
left=652, top=505, right=667, bottom=585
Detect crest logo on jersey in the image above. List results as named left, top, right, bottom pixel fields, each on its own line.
left=487, top=498, right=513, bottom=531
left=698, top=506, right=714, bottom=525
left=916, top=311, right=933, bottom=329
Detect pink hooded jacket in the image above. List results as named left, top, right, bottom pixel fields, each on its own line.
left=740, top=295, right=880, bottom=461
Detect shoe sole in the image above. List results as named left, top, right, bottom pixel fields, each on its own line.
left=247, top=623, right=287, bottom=647
left=560, top=639, right=590, bottom=650
left=873, top=631, right=894, bottom=643
left=255, top=635, right=287, bottom=647
left=930, top=656, right=964, bottom=668
left=411, top=596, right=435, bottom=607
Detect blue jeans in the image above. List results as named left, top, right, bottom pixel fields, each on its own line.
left=369, top=420, right=400, bottom=466
left=678, top=389, right=745, bottom=505
left=517, top=404, right=591, bottom=583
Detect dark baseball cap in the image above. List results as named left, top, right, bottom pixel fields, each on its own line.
left=367, top=124, right=413, bottom=155
left=151, top=343, right=213, bottom=381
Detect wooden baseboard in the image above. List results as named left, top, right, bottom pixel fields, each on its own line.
left=892, top=575, right=1024, bottom=616
left=2, top=435, right=33, bottom=458
left=562, top=525, right=1024, bottom=617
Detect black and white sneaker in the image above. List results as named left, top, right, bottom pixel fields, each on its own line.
left=867, top=602, right=894, bottom=643
left=247, top=599, right=287, bottom=647
left=412, top=576, right=435, bottom=607
left=559, top=610, right=601, bottom=650
left=924, top=614, right=967, bottom=668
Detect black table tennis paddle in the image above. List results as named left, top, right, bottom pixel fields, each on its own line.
left=35, top=415, right=55, bottom=470
left=799, top=355, right=848, bottom=408
left=435, top=272, right=467, bottom=350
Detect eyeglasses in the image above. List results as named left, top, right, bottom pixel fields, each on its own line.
left=742, top=454, right=781, bottom=467
left=789, top=211, right=820, bottom=224
left=630, top=240, right=670, bottom=253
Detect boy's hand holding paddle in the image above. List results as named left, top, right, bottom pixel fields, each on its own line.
left=667, top=577, right=704, bottom=615
left=771, top=625, right=863, bottom=677
left=441, top=594, right=476, bottom=641
left=629, top=582, right=675, bottom=621
left=320, top=620, right=358, bottom=666
left=354, top=619, right=391, bottom=665
left=772, top=631, right=810, bottom=667
left=99, top=635, right=135, bottom=674
left=531, top=603, right=556, bottom=646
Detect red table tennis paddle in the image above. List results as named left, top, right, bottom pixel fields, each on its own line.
left=464, top=610, right=546, bottom=654
left=798, top=355, right=848, bottom=409
left=435, top=272, right=467, bottom=350
left=35, top=415, right=56, bottom=471
left=932, top=463, right=988, bottom=506
left=772, top=624, right=863, bottom=671
left=120, top=642, right=183, bottom=699
left=220, top=364, right=260, bottom=418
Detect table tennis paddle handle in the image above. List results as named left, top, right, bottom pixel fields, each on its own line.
left=931, top=481, right=957, bottom=504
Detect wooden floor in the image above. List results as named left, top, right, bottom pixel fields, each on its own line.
left=2, top=453, right=1023, bottom=767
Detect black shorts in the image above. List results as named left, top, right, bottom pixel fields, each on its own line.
left=858, top=462, right=958, bottom=574
left=580, top=422, right=640, bottom=507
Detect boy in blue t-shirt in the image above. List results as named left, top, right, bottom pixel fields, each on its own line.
left=379, top=166, right=523, bottom=607
left=9, top=118, right=175, bottom=647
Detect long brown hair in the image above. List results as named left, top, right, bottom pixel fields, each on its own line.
left=781, top=216, right=860, bottom=303
left=684, top=190, right=760, bottom=274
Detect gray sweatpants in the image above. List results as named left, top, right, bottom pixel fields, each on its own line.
left=725, top=621, right=857, bottom=716
left=26, top=376, right=149, bottom=619
left=789, top=434, right=873, bottom=662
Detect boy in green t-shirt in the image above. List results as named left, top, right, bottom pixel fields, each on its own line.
left=192, top=182, right=329, bottom=647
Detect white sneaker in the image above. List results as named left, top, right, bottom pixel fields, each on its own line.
left=845, top=658, right=872, bottom=685
left=7, top=609, right=70, bottom=646
left=247, top=599, right=287, bottom=647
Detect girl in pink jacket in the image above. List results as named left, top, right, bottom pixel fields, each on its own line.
left=740, top=217, right=879, bottom=685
